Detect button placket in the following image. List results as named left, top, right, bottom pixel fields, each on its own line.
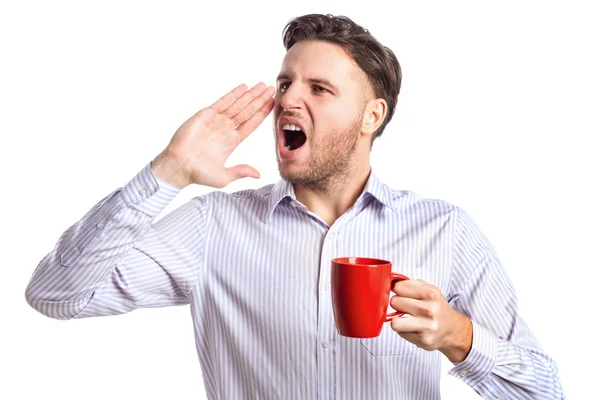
left=317, top=227, right=338, bottom=400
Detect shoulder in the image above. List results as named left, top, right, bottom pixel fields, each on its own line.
left=381, top=182, right=460, bottom=219
left=382, top=184, right=486, bottom=245
left=383, top=182, right=488, bottom=243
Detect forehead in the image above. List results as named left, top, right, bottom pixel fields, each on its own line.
left=279, top=40, right=367, bottom=88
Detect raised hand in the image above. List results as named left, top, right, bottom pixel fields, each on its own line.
left=151, top=83, right=276, bottom=188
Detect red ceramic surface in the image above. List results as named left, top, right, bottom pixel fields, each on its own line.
left=331, top=257, right=409, bottom=338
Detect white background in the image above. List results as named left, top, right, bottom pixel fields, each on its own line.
left=1, top=1, right=598, bottom=398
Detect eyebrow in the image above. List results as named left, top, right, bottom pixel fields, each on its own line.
left=276, top=73, right=339, bottom=93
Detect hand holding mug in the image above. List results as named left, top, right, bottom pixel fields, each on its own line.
left=389, top=279, right=473, bottom=363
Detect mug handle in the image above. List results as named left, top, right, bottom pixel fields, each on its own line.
left=385, top=273, right=410, bottom=322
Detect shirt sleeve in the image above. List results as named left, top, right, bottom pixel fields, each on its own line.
left=25, top=163, right=208, bottom=319
left=447, top=209, right=565, bottom=399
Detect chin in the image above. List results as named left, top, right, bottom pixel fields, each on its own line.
left=277, top=162, right=302, bottom=181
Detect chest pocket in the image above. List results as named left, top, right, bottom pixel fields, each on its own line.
left=360, top=324, right=417, bottom=356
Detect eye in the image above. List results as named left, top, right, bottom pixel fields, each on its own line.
left=278, top=82, right=291, bottom=92
left=313, top=85, right=329, bottom=94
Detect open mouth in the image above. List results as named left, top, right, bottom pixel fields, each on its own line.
left=283, top=124, right=307, bottom=151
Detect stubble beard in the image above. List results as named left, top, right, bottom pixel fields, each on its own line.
left=276, top=115, right=362, bottom=193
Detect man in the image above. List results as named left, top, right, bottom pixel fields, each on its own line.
left=26, top=13, right=564, bottom=399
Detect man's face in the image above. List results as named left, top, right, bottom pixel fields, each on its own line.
left=273, top=40, right=372, bottom=186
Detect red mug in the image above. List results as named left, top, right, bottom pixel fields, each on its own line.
left=331, top=257, right=409, bottom=338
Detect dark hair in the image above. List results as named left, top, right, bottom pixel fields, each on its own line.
left=282, top=13, right=402, bottom=141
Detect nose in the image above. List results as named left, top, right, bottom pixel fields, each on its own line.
left=278, top=82, right=303, bottom=111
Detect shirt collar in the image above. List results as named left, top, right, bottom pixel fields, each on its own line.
left=263, top=179, right=296, bottom=223
left=263, top=170, right=396, bottom=223
left=362, top=170, right=397, bottom=211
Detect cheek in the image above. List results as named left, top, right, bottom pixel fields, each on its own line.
left=312, top=103, right=351, bottom=132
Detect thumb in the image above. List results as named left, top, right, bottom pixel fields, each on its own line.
left=225, top=164, right=261, bottom=183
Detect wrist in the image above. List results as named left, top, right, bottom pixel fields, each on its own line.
left=441, top=313, right=473, bottom=363
left=151, top=152, right=191, bottom=189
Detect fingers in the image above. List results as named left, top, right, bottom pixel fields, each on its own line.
left=390, top=315, right=441, bottom=351
left=210, top=84, right=249, bottom=114
left=224, top=164, right=260, bottom=183
left=230, top=85, right=275, bottom=127
left=207, top=83, right=275, bottom=140
left=390, top=315, right=430, bottom=334
left=390, top=295, right=437, bottom=317
left=221, top=83, right=270, bottom=121
left=237, top=97, right=275, bottom=139
left=392, top=279, right=440, bottom=300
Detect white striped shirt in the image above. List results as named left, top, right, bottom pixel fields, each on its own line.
left=26, top=163, right=564, bottom=399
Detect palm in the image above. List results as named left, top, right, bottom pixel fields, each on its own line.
left=165, top=83, right=275, bottom=188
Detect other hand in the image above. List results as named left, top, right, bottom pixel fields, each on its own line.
left=389, top=279, right=473, bottom=363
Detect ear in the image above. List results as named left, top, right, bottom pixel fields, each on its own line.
left=361, top=98, right=387, bottom=137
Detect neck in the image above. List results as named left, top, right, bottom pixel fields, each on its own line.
left=293, top=158, right=371, bottom=227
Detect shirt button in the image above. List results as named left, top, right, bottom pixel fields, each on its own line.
left=96, top=222, right=105, bottom=230
left=322, top=340, right=332, bottom=348
left=323, top=283, right=331, bottom=291
left=460, top=370, right=469, bottom=377
left=139, top=188, right=148, bottom=197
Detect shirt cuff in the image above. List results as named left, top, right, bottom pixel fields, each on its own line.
left=448, top=320, right=498, bottom=388
left=120, top=162, right=182, bottom=217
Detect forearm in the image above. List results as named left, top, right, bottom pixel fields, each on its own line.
left=25, top=163, right=180, bottom=319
